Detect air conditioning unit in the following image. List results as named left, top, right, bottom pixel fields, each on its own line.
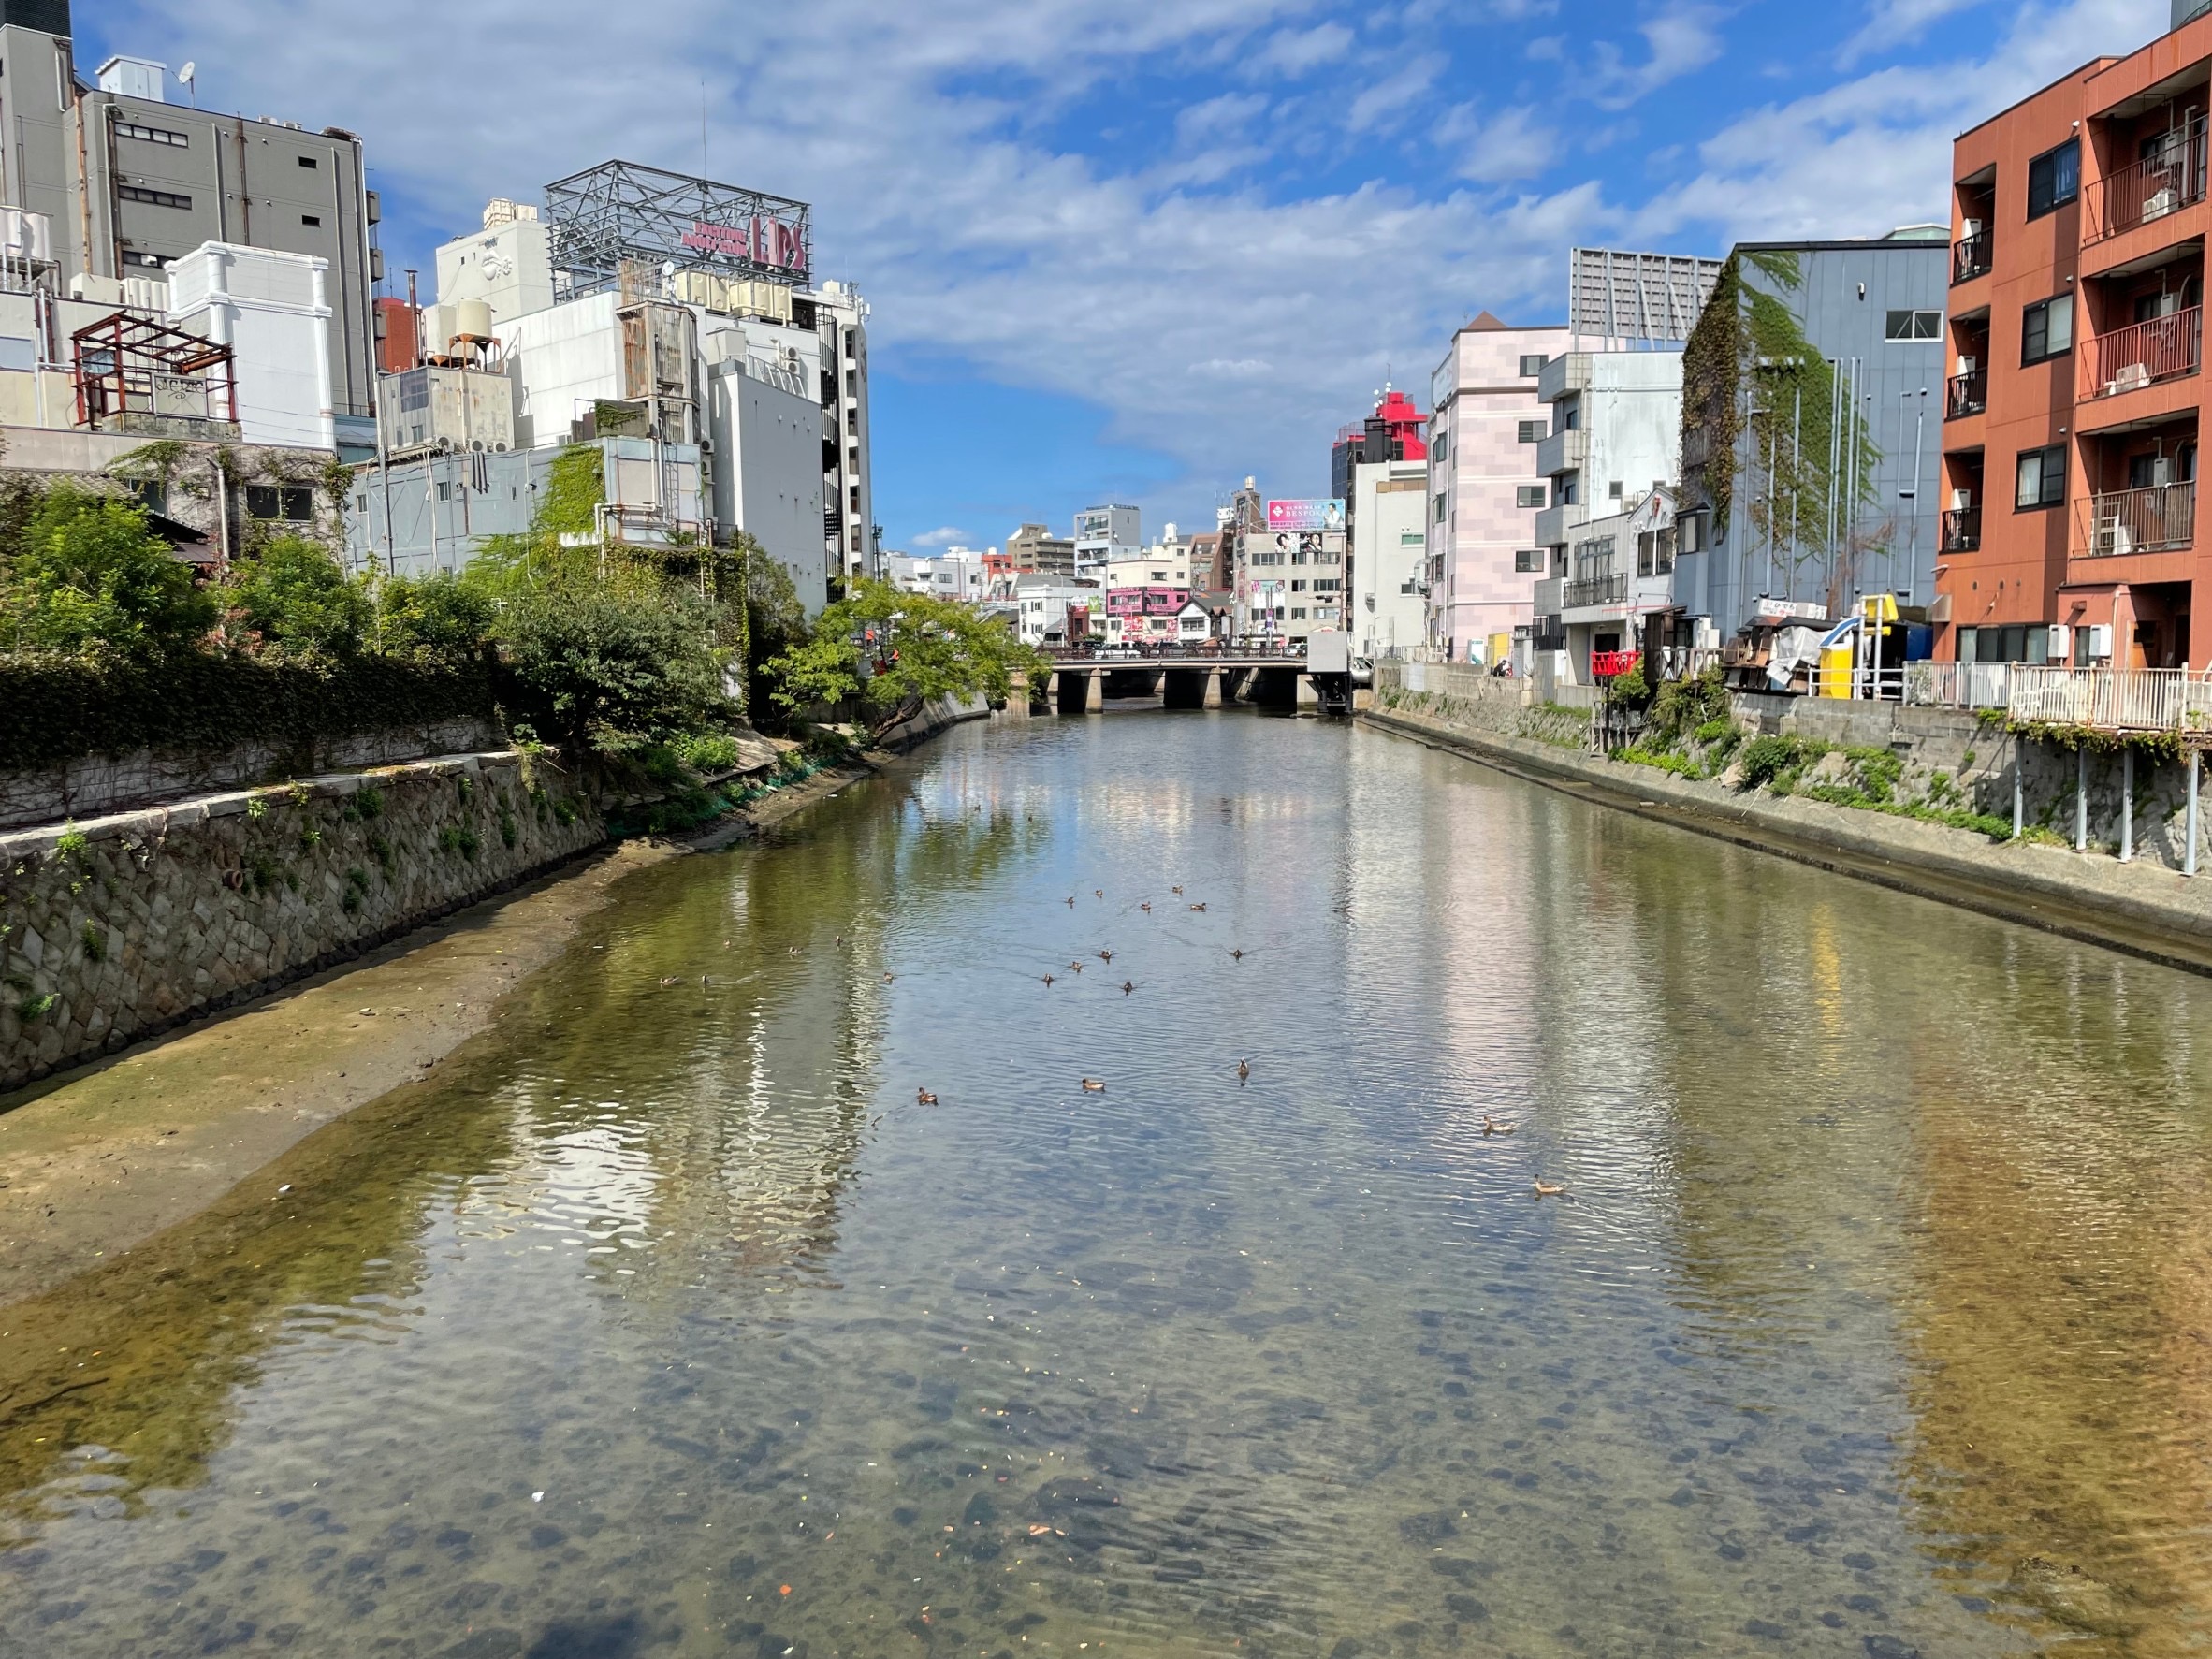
left=2144, top=188, right=2177, bottom=221
left=1955, top=355, right=1977, bottom=376
left=1960, top=218, right=1983, bottom=239
left=2083, top=623, right=2114, bottom=662
left=2046, top=624, right=2071, bottom=662
left=2093, top=517, right=2135, bottom=557
left=2107, top=363, right=2152, bottom=395
left=1950, top=488, right=1973, bottom=511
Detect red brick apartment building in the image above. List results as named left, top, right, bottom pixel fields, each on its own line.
left=1944, top=13, right=2212, bottom=668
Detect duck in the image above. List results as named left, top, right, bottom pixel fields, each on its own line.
left=1140, top=902, right=1152, bottom=913
left=883, top=972, right=896, bottom=983
left=1484, top=1116, right=1515, bottom=1136
left=1121, top=981, right=1136, bottom=995
left=1042, top=973, right=1056, bottom=986
left=789, top=945, right=802, bottom=954
left=1171, top=885, right=1184, bottom=895
left=1533, top=1181, right=1565, bottom=1198
left=916, top=1088, right=939, bottom=1105
left=1095, top=889, right=1104, bottom=898
left=658, top=975, right=681, bottom=987
left=1236, top=1058, right=1250, bottom=1082
left=1230, top=948, right=1244, bottom=961
left=1066, top=895, right=1077, bottom=907
left=1098, top=949, right=1113, bottom=963
left=1081, top=1078, right=1106, bottom=1092
left=1069, top=961, right=1084, bottom=973
left=1188, top=902, right=1206, bottom=912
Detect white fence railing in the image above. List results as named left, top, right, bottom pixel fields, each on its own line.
left=1902, top=661, right=2013, bottom=709
left=2004, top=665, right=2212, bottom=733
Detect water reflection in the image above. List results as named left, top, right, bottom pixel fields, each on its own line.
left=1, top=712, right=2209, bottom=1657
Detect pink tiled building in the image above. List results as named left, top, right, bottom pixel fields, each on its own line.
left=1424, top=313, right=1566, bottom=661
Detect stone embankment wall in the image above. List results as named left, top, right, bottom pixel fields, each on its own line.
left=0, top=752, right=603, bottom=1092
left=1377, top=662, right=2212, bottom=874
left=0, top=715, right=505, bottom=832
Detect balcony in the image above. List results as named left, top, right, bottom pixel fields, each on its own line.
left=1537, top=426, right=1588, bottom=479
left=2085, top=124, right=2207, bottom=245
left=1953, top=233, right=1991, bottom=285
left=1563, top=571, right=1627, bottom=609
left=2077, top=481, right=2196, bottom=557
left=2080, top=306, right=2202, bottom=400
left=1945, top=367, right=1987, bottom=418
left=1942, top=506, right=1982, bottom=551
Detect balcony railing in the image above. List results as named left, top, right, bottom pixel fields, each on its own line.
left=1942, top=505, right=1982, bottom=551
left=2077, top=480, right=2196, bottom=557
left=2085, top=124, right=2208, bottom=244
left=1562, top=572, right=1627, bottom=608
left=2081, top=305, right=2202, bottom=400
left=1945, top=367, right=1987, bottom=417
left=1953, top=232, right=1991, bottom=284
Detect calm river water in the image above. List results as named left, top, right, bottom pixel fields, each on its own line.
left=3, top=712, right=2209, bottom=1658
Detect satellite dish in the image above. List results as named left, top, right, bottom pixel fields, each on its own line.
left=178, top=62, right=196, bottom=106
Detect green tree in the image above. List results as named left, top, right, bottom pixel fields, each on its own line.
left=500, top=581, right=734, bottom=758
left=745, top=552, right=810, bottom=724
left=0, top=484, right=215, bottom=653
left=223, top=533, right=370, bottom=662
left=368, top=572, right=495, bottom=669
left=767, top=578, right=1041, bottom=739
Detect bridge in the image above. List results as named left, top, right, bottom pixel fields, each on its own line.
left=1023, top=646, right=1342, bottom=714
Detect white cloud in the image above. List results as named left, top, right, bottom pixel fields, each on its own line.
left=1590, top=2, right=1727, bottom=109
left=910, top=526, right=973, bottom=548
left=1190, top=357, right=1273, bottom=377
left=1838, top=0, right=1991, bottom=67
left=1443, top=104, right=1559, bottom=182
left=1259, top=22, right=1353, bottom=73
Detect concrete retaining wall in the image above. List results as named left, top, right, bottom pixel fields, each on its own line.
left=0, top=751, right=603, bottom=1092
left=0, top=715, right=507, bottom=832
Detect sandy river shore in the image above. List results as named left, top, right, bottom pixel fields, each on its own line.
left=0, top=762, right=872, bottom=1310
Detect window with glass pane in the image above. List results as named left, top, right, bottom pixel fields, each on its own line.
left=2027, top=138, right=2080, bottom=218
left=2015, top=444, right=2065, bottom=508
left=2021, top=294, right=2073, bottom=363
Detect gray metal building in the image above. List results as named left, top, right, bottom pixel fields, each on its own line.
left=0, top=5, right=379, bottom=446
left=1675, top=230, right=1948, bottom=641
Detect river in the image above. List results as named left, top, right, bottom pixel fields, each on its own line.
left=2, top=710, right=2208, bottom=1657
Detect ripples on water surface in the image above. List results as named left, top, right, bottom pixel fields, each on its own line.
left=3, top=712, right=2210, bottom=1657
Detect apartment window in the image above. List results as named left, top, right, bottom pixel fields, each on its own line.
left=1518, top=354, right=1548, bottom=377
left=1432, top=432, right=1448, bottom=464
left=2021, top=294, right=2074, bottom=364
left=1314, top=578, right=1342, bottom=592
left=1433, top=494, right=1447, bottom=523
left=121, top=250, right=170, bottom=269
left=1517, top=419, right=1545, bottom=443
left=118, top=184, right=190, bottom=210
left=1291, top=580, right=1308, bottom=593
left=301, top=213, right=322, bottom=227
left=2027, top=138, right=2080, bottom=219
left=1677, top=511, right=1707, bottom=553
left=1637, top=528, right=1677, bottom=575
left=1885, top=310, right=1943, bottom=342
left=1514, top=548, right=1542, bottom=573
left=298, top=154, right=319, bottom=168
left=1290, top=607, right=1308, bottom=620
left=1516, top=486, right=1546, bottom=509
left=1400, top=530, right=1424, bottom=545
left=1957, top=624, right=2049, bottom=665
left=2016, top=443, right=2066, bottom=509
left=115, top=120, right=187, bottom=147
left=1555, top=479, right=1578, bottom=506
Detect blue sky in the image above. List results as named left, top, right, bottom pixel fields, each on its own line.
left=98, top=0, right=2167, bottom=550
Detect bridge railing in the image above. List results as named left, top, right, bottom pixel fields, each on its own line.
left=1038, top=642, right=1307, bottom=663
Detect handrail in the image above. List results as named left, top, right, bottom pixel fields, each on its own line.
left=1945, top=367, right=1986, bottom=418
left=2085, top=123, right=2208, bottom=244
left=1942, top=506, right=1982, bottom=551
left=1563, top=572, right=1627, bottom=608
left=1953, top=233, right=1991, bottom=284
left=2075, top=480, right=2195, bottom=557
left=2080, top=305, right=2201, bottom=400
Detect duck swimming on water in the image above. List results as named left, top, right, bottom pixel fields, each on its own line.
left=916, top=1088, right=939, bottom=1105
left=1081, top=1078, right=1106, bottom=1092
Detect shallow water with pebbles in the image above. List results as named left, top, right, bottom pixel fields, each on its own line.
left=2, top=710, right=2210, bottom=1657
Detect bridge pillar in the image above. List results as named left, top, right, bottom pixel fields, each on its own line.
left=1296, top=672, right=1319, bottom=709
left=1203, top=669, right=1223, bottom=708
left=1007, top=669, right=1033, bottom=717
left=1084, top=669, right=1104, bottom=713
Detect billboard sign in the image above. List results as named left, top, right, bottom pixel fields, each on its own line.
left=1268, top=499, right=1345, bottom=532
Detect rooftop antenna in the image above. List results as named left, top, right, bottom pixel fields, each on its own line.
left=700, top=80, right=707, bottom=179
left=178, top=62, right=196, bottom=107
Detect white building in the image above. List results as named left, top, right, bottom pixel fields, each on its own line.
left=1074, top=503, right=1141, bottom=586
left=815, top=280, right=875, bottom=583
left=1531, top=350, right=1682, bottom=579
left=708, top=353, right=829, bottom=615
left=886, top=548, right=989, bottom=603
left=166, top=243, right=335, bottom=451
left=1348, top=458, right=1427, bottom=660
left=1531, top=485, right=1679, bottom=687
left=433, top=201, right=556, bottom=329
left=1005, top=574, right=1098, bottom=646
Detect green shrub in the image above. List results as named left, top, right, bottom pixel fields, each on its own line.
left=366, top=573, right=495, bottom=670
left=355, top=782, right=384, bottom=819
left=80, top=921, right=105, bottom=962
left=497, top=583, right=732, bottom=759
left=222, top=534, right=370, bottom=662
left=1738, top=734, right=1805, bottom=789
left=299, top=824, right=324, bottom=851
left=1693, top=717, right=1735, bottom=744
left=671, top=731, right=743, bottom=775
left=499, top=810, right=517, bottom=850
left=0, top=485, right=217, bottom=654
left=16, top=991, right=56, bottom=1022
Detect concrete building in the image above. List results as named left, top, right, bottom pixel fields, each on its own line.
left=1007, top=522, right=1075, bottom=576
left=708, top=354, right=830, bottom=615
left=887, top=548, right=988, bottom=603
left=433, top=200, right=554, bottom=330
left=1937, top=6, right=2212, bottom=668
left=1675, top=231, right=1948, bottom=650
left=815, top=280, right=875, bottom=584
left=166, top=243, right=335, bottom=450
left=1348, top=457, right=1428, bottom=659
left=1424, top=313, right=1565, bottom=662
left=1532, top=350, right=1682, bottom=565
left=1532, top=486, right=1680, bottom=686
left=1074, top=503, right=1141, bottom=586
left=0, top=7, right=378, bottom=451
left=1000, top=574, right=1098, bottom=646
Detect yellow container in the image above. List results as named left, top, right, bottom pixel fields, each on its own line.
left=1818, top=643, right=1855, bottom=697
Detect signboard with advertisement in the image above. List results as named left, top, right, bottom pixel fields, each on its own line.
left=1267, top=499, right=1346, bottom=533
